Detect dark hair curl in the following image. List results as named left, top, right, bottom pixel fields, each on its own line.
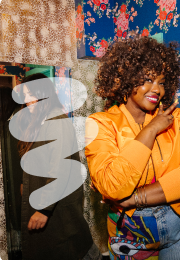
left=94, top=36, right=180, bottom=110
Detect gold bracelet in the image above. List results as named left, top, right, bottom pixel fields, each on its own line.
left=134, top=190, right=140, bottom=208
left=137, top=188, right=143, bottom=209
left=135, top=188, right=145, bottom=210
left=140, top=187, right=144, bottom=207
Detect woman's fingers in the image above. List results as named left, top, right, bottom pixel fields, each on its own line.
left=27, top=219, right=33, bottom=230
left=40, top=222, right=46, bottom=229
left=163, top=100, right=179, bottom=115
left=31, top=221, right=38, bottom=230
left=158, top=102, right=163, bottom=114
left=36, top=221, right=42, bottom=230
left=28, top=219, right=44, bottom=230
left=27, top=212, right=48, bottom=230
left=89, top=182, right=99, bottom=192
left=167, top=114, right=174, bottom=125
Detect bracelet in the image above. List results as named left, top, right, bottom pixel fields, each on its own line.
left=139, top=187, right=144, bottom=207
left=134, top=190, right=140, bottom=208
left=144, top=187, right=148, bottom=207
left=137, top=188, right=144, bottom=210
left=134, top=187, right=148, bottom=210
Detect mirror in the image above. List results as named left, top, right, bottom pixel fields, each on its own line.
left=0, top=62, right=72, bottom=260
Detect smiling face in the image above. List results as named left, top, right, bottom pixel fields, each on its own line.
left=126, top=73, right=165, bottom=122
left=23, top=85, right=38, bottom=113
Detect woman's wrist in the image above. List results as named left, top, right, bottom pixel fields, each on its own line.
left=134, top=187, right=148, bottom=209
left=129, top=193, right=136, bottom=208
left=145, top=124, right=158, bottom=137
left=135, top=124, right=158, bottom=150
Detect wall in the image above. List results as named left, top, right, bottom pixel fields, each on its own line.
left=76, top=0, right=180, bottom=58
left=0, top=0, right=76, bottom=67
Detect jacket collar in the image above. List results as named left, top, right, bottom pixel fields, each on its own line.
left=108, top=104, right=159, bottom=135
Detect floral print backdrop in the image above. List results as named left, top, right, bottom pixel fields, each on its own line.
left=55, top=66, right=74, bottom=118
left=76, top=0, right=180, bottom=58
left=0, top=63, right=29, bottom=86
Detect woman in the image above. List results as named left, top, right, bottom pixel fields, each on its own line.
left=85, top=36, right=180, bottom=260
left=15, top=73, right=101, bottom=260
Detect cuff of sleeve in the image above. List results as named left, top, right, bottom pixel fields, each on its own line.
left=38, top=209, right=51, bottom=217
left=158, top=168, right=180, bottom=203
left=120, top=140, right=151, bottom=173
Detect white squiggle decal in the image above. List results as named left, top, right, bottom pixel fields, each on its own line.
left=9, top=77, right=98, bottom=210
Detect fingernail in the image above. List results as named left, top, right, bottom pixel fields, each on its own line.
left=160, top=101, right=162, bottom=105
left=100, top=200, right=105, bottom=204
left=175, top=98, right=178, bottom=103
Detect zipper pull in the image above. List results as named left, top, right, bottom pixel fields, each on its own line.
left=155, top=138, right=163, bottom=162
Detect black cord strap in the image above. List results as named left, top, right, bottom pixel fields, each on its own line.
left=117, top=208, right=126, bottom=230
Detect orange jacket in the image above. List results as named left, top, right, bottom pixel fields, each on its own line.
left=85, top=104, right=180, bottom=217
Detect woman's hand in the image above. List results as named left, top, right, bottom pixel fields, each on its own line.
left=101, top=195, right=135, bottom=210
left=135, top=101, right=178, bottom=150
left=89, top=181, right=99, bottom=192
left=148, top=101, right=178, bottom=135
left=102, top=181, right=167, bottom=211
left=28, top=211, right=48, bottom=230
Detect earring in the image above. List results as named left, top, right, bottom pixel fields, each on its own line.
left=124, top=95, right=127, bottom=102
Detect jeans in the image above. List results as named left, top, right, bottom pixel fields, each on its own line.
left=109, top=206, right=180, bottom=260
left=134, top=206, right=180, bottom=260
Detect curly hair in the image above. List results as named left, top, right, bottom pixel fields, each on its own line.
left=94, top=36, right=180, bottom=110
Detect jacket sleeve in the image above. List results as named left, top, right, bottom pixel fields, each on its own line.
left=158, top=167, right=180, bottom=203
left=85, top=116, right=152, bottom=200
left=158, top=109, right=180, bottom=203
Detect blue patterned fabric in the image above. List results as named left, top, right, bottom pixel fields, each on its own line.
left=75, top=0, right=180, bottom=58
left=54, top=66, right=74, bottom=119
left=108, top=208, right=159, bottom=259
